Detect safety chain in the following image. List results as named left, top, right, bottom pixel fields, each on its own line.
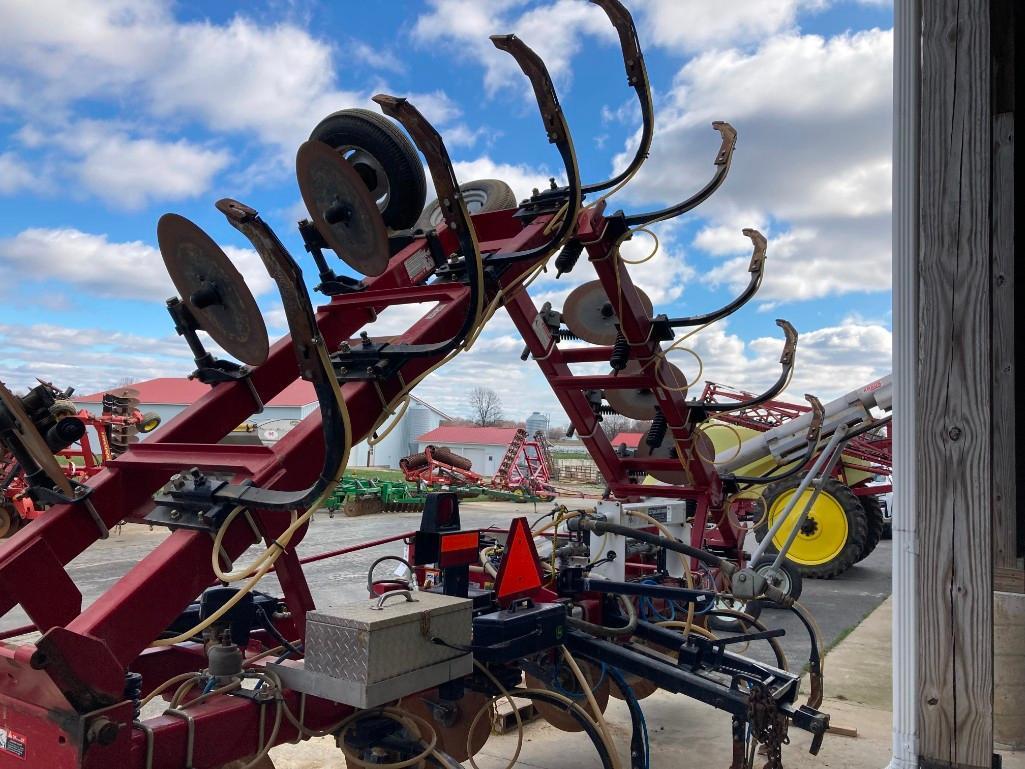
left=747, top=683, right=790, bottom=769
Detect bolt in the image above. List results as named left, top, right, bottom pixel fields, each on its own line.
left=170, top=473, right=185, bottom=491
left=339, top=341, right=351, bottom=353
left=169, top=509, right=181, bottom=520
left=86, top=718, right=120, bottom=746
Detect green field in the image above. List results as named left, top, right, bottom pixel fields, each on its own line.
left=345, top=467, right=407, bottom=482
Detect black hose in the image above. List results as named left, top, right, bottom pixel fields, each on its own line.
left=256, top=607, right=303, bottom=658
left=604, top=666, right=648, bottom=769
left=572, top=516, right=731, bottom=574
left=787, top=602, right=825, bottom=709
left=502, top=689, right=615, bottom=769
left=566, top=592, right=638, bottom=637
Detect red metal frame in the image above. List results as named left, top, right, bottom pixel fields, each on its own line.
left=0, top=202, right=747, bottom=768
left=490, top=428, right=556, bottom=498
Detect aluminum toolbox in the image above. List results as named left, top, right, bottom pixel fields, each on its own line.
left=271, top=590, right=473, bottom=709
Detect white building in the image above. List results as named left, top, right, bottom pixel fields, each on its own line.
left=414, top=426, right=520, bottom=477
left=74, top=378, right=450, bottom=467
left=349, top=396, right=452, bottom=469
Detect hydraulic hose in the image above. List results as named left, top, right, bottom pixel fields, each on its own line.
left=569, top=516, right=734, bottom=576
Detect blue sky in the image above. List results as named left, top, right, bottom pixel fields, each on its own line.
left=0, top=0, right=893, bottom=423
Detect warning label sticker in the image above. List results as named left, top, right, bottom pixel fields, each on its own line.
left=404, top=247, right=433, bottom=282
left=0, top=727, right=27, bottom=759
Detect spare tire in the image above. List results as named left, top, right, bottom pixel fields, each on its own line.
left=309, top=108, right=427, bottom=230
left=416, top=179, right=517, bottom=230
left=755, top=477, right=868, bottom=579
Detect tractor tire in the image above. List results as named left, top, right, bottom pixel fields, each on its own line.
left=857, top=495, right=885, bottom=562
left=309, top=108, right=427, bottom=230
left=416, top=179, right=517, bottom=230
left=755, top=477, right=868, bottom=580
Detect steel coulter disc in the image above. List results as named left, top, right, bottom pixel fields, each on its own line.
left=605, top=360, right=688, bottom=421
left=525, top=659, right=610, bottom=732
left=636, top=428, right=715, bottom=485
left=562, top=280, right=654, bottom=346
left=0, top=381, right=74, bottom=497
left=400, top=688, right=492, bottom=761
left=157, top=214, right=269, bottom=367
left=296, top=139, right=390, bottom=278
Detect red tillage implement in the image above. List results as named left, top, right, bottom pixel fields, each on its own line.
left=0, top=3, right=831, bottom=766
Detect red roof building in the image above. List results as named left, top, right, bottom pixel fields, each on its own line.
left=414, top=425, right=520, bottom=446
left=413, top=425, right=521, bottom=476
left=75, top=377, right=318, bottom=408
left=610, top=432, right=643, bottom=448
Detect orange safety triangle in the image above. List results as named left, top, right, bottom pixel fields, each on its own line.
left=493, top=516, right=544, bottom=604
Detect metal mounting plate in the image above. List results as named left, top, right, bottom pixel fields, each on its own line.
left=605, top=360, right=688, bottom=420
left=297, top=139, right=390, bottom=278
left=157, top=213, right=269, bottom=366
left=562, top=280, right=653, bottom=346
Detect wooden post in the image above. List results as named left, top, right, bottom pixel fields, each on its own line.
left=917, top=0, right=994, bottom=766
left=990, top=0, right=1019, bottom=581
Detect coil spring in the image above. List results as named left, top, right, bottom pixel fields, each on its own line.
left=609, top=333, right=630, bottom=371
left=554, top=239, right=584, bottom=276
left=124, top=671, right=143, bottom=720
left=645, top=409, right=667, bottom=448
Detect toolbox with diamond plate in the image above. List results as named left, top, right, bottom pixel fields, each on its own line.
left=271, top=589, right=473, bottom=708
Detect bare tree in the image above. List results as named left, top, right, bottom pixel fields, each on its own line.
left=600, top=413, right=632, bottom=440
left=469, top=387, right=504, bottom=427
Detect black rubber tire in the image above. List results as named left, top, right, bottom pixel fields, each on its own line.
left=310, top=108, right=426, bottom=230
left=138, top=411, right=162, bottom=433
left=857, top=495, right=885, bottom=562
left=755, top=477, right=869, bottom=580
left=752, top=554, right=804, bottom=605
left=416, top=178, right=517, bottom=230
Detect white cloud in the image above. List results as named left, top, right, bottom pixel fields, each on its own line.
left=412, top=0, right=616, bottom=96
left=0, top=228, right=274, bottom=301
left=632, top=0, right=827, bottom=53
left=0, top=322, right=199, bottom=396
left=612, top=28, right=892, bottom=301
left=0, top=3, right=367, bottom=149
left=684, top=316, right=891, bottom=403
left=69, top=128, right=230, bottom=209
left=0, top=152, right=41, bottom=195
